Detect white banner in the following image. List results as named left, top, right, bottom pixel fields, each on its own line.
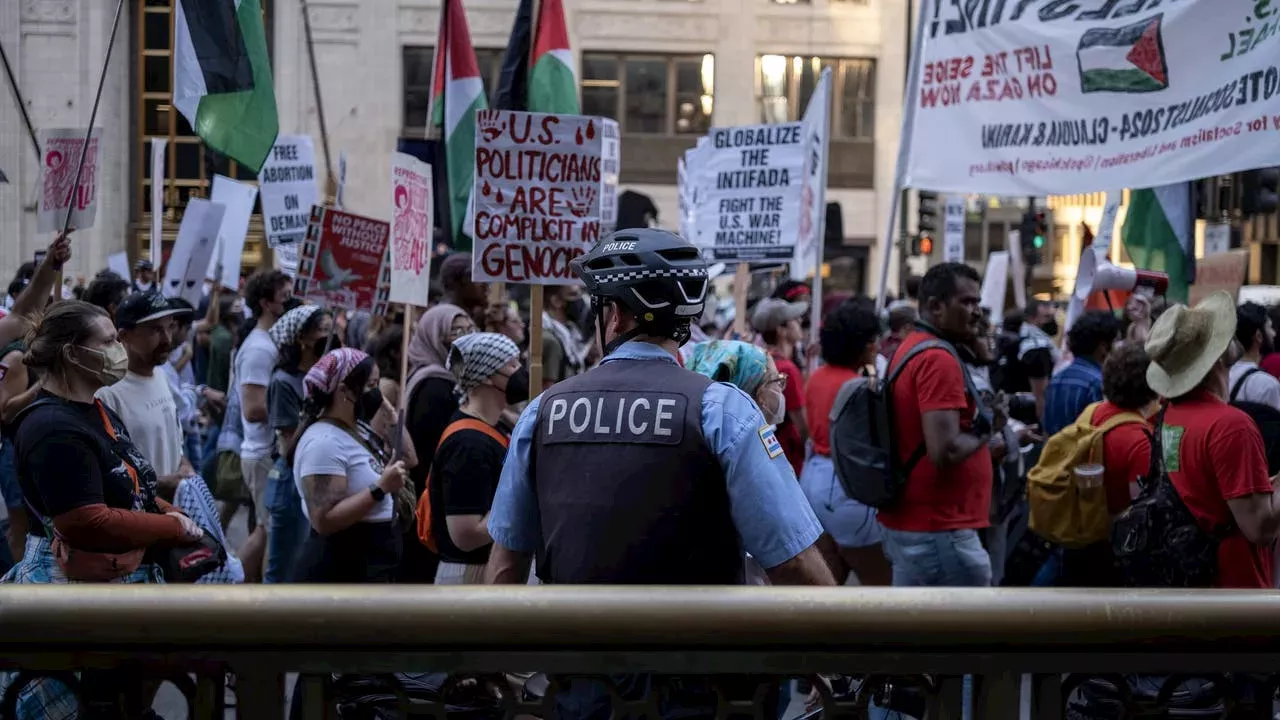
left=163, top=199, right=224, bottom=306
left=943, top=195, right=966, bottom=262
left=903, top=1, right=1280, bottom=194
left=208, top=175, right=259, bottom=288
left=150, top=138, right=167, bottom=264
left=389, top=153, right=434, bottom=305
left=259, top=135, right=319, bottom=248
left=471, top=110, right=617, bottom=284
left=690, top=123, right=804, bottom=262
left=792, top=68, right=832, bottom=282
left=37, top=128, right=101, bottom=233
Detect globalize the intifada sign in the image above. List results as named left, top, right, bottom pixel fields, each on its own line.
left=902, top=0, right=1280, bottom=195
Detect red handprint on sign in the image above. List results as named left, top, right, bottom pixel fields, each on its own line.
left=567, top=186, right=596, bottom=218
left=478, top=112, right=504, bottom=143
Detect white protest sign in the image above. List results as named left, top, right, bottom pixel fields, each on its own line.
left=107, top=251, right=130, bottom=280
left=691, top=123, right=804, bottom=262
left=472, top=110, right=618, bottom=284
left=150, top=138, right=167, bottom=263
left=259, top=135, right=319, bottom=248
left=37, top=128, right=102, bottom=233
left=207, top=175, right=259, bottom=287
left=981, top=250, right=1010, bottom=325
left=943, top=195, right=966, bottom=262
left=904, top=2, right=1280, bottom=195
left=792, top=68, right=832, bottom=282
left=389, top=153, right=434, bottom=305
left=275, top=243, right=299, bottom=276
left=163, top=199, right=225, bottom=306
left=599, top=123, right=620, bottom=235
left=1204, top=221, right=1231, bottom=256
left=1093, top=190, right=1123, bottom=257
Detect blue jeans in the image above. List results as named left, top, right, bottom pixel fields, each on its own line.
left=880, top=528, right=992, bottom=588
left=263, top=457, right=309, bottom=583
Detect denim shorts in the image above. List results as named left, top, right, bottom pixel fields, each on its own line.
left=880, top=527, right=992, bottom=587
left=799, top=454, right=882, bottom=548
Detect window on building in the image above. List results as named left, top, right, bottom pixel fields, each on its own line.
left=402, top=46, right=505, bottom=132
left=580, top=53, right=714, bottom=135
left=132, top=0, right=269, bottom=263
left=756, top=56, right=875, bottom=140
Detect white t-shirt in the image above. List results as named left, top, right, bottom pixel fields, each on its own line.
left=96, top=370, right=185, bottom=476
left=293, top=421, right=393, bottom=523
left=236, top=327, right=278, bottom=459
left=1229, top=360, right=1280, bottom=409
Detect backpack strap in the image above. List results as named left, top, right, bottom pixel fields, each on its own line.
left=885, top=332, right=987, bottom=479
left=1231, top=367, right=1263, bottom=402
left=436, top=417, right=509, bottom=450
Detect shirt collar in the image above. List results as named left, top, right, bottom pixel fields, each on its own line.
left=1072, top=355, right=1102, bottom=371
left=601, top=340, right=679, bottom=366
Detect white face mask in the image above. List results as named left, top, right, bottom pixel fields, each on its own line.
left=758, top=387, right=786, bottom=425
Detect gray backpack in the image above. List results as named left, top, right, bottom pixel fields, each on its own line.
left=828, top=338, right=976, bottom=508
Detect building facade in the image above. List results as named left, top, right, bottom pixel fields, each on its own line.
left=1, top=0, right=908, bottom=294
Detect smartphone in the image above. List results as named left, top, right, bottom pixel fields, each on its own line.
left=388, top=408, right=407, bottom=464
left=33, top=250, right=46, bottom=267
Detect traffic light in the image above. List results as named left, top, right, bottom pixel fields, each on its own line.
left=1241, top=168, right=1280, bottom=216
left=1020, top=210, right=1045, bottom=266
left=911, top=233, right=934, bottom=256
left=917, top=191, right=938, bottom=235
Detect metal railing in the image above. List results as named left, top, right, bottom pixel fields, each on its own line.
left=2, top=586, right=1280, bottom=719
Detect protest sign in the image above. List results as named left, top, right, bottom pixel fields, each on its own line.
left=107, top=251, right=130, bottom=280
left=903, top=1, right=1280, bottom=195
left=275, top=243, right=299, bottom=276
left=163, top=199, right=225, bottom=306
left=472, top=109, right=619, bottom=284
left=792, top=69, right=832, bottom=282
left=150, top=138, right=166, bottom=263
left=295, top=206, right=392, bottom=315
left=259, top=135, right=319, bottom=248
left=207, top=175, right=259, bottom=287
left=1203, top=221, right=1231, bottom=256
left=389, top=153, right=434, bottom=305
left=1188, top=249, right=1248, bottom=306
left=37, top=128, right=102, bottom=233
left=690, top=123, right=804, bottom=261
left=600, top=122, right=620, bottom=234
left=943, top=195, right=966, bottom=262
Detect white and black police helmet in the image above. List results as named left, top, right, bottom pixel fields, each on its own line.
left=572, top=228, right=709, bottom=326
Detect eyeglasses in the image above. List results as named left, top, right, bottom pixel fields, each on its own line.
left=449, top=325, right=478, bottom=339
left=764, top=374, right=787, bottom=391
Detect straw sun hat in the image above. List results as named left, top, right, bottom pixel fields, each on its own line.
left=1144, top=291, right=1237, bottom=399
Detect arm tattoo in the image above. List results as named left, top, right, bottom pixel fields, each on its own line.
left=302, top=474, right=349, bottom=521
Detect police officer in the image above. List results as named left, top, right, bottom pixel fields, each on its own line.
left=485, top=229, right=833, bottom=586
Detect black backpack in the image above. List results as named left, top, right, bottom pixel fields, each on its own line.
left=1228, top=367, right=1280, bottom=475
left=829, top=334, right=983, bottom=508
left=1111, top=411, right=1226, bottom=588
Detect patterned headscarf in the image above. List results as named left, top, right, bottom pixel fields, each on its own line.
left=269, top=304, right=322, bottom=349
left=303, top=347, right=370, bottom=399
left=686, top=340, right=770, bottom=396
left=447, top=332, right=520, bottom=399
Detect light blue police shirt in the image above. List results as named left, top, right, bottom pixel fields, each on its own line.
left=487, top=340, right=823, bottom=570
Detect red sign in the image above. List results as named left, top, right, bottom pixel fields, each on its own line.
left=294, top=206, right=391, bottom=314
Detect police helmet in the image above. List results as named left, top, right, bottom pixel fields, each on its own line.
left=572, top=229, right=709, bottom=335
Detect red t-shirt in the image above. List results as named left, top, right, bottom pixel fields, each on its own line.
left=877, top=331, right=993, bottom=532
left=1090, top=401, right=1152, bottom=514
left=1260, top=352, right=1280, bottom=380
left=1164, top=389, right=1274, bottom=589
left=772, top=353, right=806, bottom=475
left=805, top=364, right=858, bottom=457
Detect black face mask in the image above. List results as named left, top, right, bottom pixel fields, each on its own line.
left=1041, top=320, right=1059, bottom=337
left=502, top=366, right=530, bottom=405
left=356, top=386, right=383, bottom=422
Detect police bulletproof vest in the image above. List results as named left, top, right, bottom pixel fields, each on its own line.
left=532, top=358, right=742, bottom=584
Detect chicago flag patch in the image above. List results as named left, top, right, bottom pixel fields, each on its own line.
left=759, top=425, right=784, bottom=459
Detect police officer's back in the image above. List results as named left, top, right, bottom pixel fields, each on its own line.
left=485, top=229, right=834, bottom=587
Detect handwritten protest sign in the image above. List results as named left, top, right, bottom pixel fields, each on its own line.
left=472, top=109, right=619, bottom=284
left=905, top=2, right=1280, bottom=194
left=259, top=135, right=319, bottom=248
left=295, top=206, right=391, bottom=315
left=389, top=153, right=434, bottom=305
left=38, top=128, right=102, bottom=233
left=689, top=123, right=804, bottom=262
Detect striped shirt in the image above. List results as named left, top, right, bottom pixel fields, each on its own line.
left=1042, top=357, right=1104, bottom=436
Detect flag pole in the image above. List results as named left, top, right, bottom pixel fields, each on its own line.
left=299, top=0, right=336, bottom=199
left=0, top=38, right=41, bottom=161
left=874, top=0, right=928, bottom=313
left=56, top=0, right=125, bottom=292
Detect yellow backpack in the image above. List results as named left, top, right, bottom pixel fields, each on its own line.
left=1026, top=402, right=1146, bottom=549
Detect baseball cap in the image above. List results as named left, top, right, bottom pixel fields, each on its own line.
left=134, top=259, right=153, bottom=271
left=115, top=291, right=190, bottom=330
left=750, top=297, right=809, bottom=333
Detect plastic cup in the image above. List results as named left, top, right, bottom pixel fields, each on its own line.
left=1073, top=463, right=1105, bottom=489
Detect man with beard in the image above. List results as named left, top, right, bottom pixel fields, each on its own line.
left=96, top=291, right=194, bottom=501
left=1228, top=302, right=1280, bottom=410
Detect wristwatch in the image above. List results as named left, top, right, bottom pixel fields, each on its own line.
left=369, top=486, right=387, bottom=502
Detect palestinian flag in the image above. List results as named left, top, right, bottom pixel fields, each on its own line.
left=429, top=0, right=487, bottom=250
left=493, top=0, right=533, bottom=110
left=528, top=0, right=579, bottom=114
left=1077, top=15, right=1168, bottom=94
left=1121, top=183, right=1193, bottom=303
left=172, top=0, right=279, bottom=173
